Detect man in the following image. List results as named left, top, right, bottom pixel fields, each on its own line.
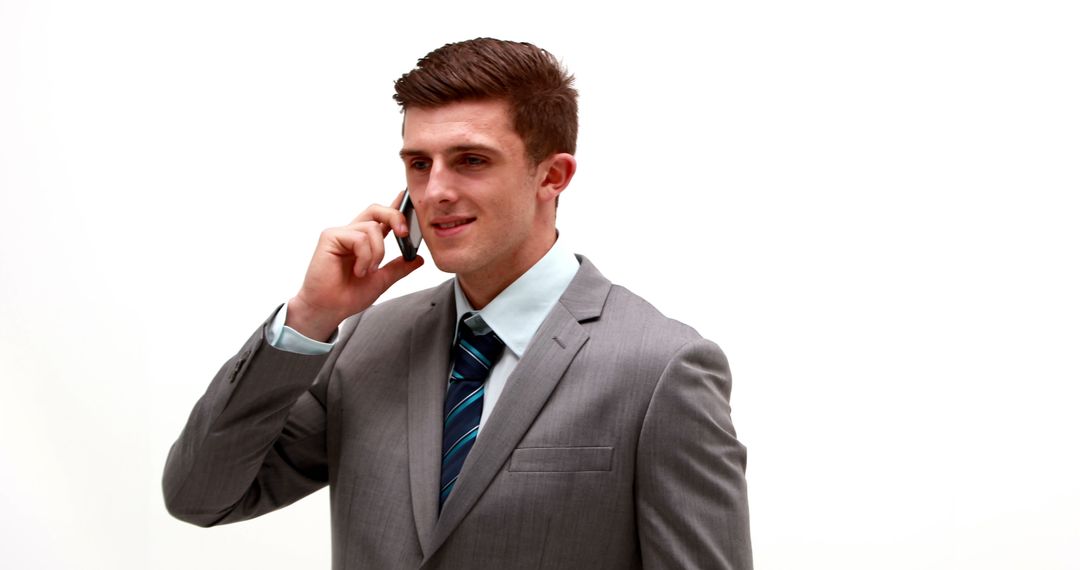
left=164, top=38, right=752, bottom=569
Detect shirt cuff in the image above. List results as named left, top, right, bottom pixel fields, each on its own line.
left=267, top=302, right=338, bottom=355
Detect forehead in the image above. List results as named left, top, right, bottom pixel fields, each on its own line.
left=401, top=100, right=523, bottom=155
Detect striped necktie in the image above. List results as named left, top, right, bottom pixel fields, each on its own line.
left=440, top=312, right=505, bottom=510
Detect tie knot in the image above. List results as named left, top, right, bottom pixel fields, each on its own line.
left=451, top=313, right=505, bottom=382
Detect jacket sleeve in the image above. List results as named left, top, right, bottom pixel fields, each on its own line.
left=636, top=338, right=754, bottom=569
left=161, top=307, right=359, bottom=527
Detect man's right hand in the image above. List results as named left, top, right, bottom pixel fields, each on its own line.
left=285, top=192, right=424, bottom=341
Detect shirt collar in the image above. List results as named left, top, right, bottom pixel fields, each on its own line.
left=453, top=236, right=580, bottom=358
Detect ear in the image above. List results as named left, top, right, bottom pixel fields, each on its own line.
left=536, top=153, right=577, bottom=204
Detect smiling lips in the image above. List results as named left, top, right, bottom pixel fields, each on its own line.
left=431, top=217, right=476, bottom=237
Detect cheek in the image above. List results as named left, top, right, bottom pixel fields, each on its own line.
left=411, top=199, right=429, bottom=223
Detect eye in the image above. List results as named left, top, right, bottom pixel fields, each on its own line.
left=462, top=155, right=486, bottom=167
left=409, top=159, right=431, bottom=171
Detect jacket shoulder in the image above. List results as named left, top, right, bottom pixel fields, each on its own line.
left=346, top=280, right=452, bottom=325
left=601, top=284, right=707, bottom=349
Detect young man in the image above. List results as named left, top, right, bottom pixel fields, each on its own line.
left=164, top=38, right=752, bottom=569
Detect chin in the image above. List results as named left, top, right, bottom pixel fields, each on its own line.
left=427, top=248, right=475, bottom=276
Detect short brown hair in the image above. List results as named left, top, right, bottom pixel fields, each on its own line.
left=393, top=38, right=577, bottom=164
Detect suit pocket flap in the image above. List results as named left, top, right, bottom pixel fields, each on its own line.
left=508, top=446, right=613, bottom=472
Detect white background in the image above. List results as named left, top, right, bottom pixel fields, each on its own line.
left=2, top=1, right=1078, bottom=568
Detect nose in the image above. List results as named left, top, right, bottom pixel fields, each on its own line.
left=421, top=161, right=457, bottom=206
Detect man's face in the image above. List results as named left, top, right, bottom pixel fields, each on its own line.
left=400, top=99, right=551, bottom=287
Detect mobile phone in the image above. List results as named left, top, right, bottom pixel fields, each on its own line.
left=395, top=189, right=423, bottom=261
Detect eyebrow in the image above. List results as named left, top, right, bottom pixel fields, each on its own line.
left=399, top=144, right=502, bottom=160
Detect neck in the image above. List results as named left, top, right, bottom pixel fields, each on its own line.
left=457, top=230, right=556, bottom=309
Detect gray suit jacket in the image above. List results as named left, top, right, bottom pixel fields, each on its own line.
left=163, top=256, right=752, bottom=569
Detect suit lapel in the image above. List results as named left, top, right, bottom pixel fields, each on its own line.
left=424, top=256, right=611, bottom=560
left=407, top=281, right=456, bottom=559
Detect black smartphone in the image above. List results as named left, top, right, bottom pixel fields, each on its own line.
left=395, top=188, right=423, bottom=261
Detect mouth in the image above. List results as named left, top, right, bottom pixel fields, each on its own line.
left=430, top=216, right=476, bottom=237
left=432, top=219, right=473, bottom=230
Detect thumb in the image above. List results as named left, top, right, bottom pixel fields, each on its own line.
left=374, top=255, right=425, bottom=290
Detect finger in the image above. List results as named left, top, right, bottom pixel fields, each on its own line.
left=321, top=226, right=367, bottom=258
left=359, top=222, right=385, bottom=274
left=338, top=221, right=390, bottom=275
left=349, top=203, right=409, bottom=238
left=321, top=227, right=375, bottom=278
left=373, top=255, right=425, bottom=291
